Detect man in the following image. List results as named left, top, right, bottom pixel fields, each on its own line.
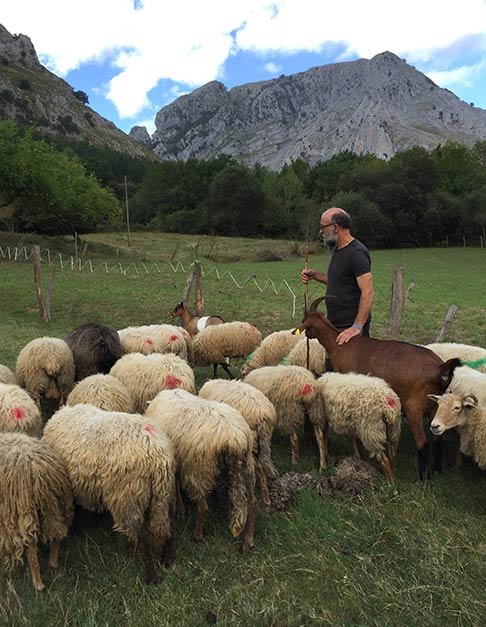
left=301, top=207, right=374, bottom=366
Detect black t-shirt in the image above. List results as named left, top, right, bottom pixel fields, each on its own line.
left=325, top=239, right=371, bottom=328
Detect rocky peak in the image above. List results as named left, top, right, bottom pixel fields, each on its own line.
left=0, top=24, right=40, bottom=70
left=129, top=125, right=152, bottom=147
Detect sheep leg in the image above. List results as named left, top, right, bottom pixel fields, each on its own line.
left=380, top=452, right=395, bottom=485
left=255, top=459, right=271, bottom=508
left=313, top=423, right=328, bottom=471
left=175, top=476, right=186, bottom=518
left=240, top=472, right=257, bottom=554
left=48, top=540, right=61, bottom=569
left=138, top=537, right=158, bottom=584
left=221, top=362, right=235, bottom=379
left=193, top=498, right=208, bottom=542
left=26, top=542, right=45, bottom=592
left=290, top=432, right=299, bottom=464
left=351, top=437, right=361, bottom=459
left=258, top=434, right=278, bottom=479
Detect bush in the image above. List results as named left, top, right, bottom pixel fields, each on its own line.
left=17, top=79, right=31, bottom=90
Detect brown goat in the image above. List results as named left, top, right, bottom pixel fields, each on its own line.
left=295, top=297, right=461, bottom=480
left=171, top=302, right=225, bottom=337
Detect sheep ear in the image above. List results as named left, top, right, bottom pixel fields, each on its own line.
left=463, top=395, right=478, bottom=408
left=427, top=394, right=441, bottom=403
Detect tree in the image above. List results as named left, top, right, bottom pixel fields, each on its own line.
left=73, top=89, right=89, bottom=105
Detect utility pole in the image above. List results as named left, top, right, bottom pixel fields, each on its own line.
left=124, top=175, right=131, bottom=246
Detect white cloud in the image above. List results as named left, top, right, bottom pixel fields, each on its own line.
left=2, top=0, right=486, bottom=119
left=427, top=60, right=486, bottom=88
left=264, top=61, right=281, bottom=74
left=131, top=117, right=156, bottom=135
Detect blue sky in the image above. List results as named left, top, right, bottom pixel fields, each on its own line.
left=3, top=0, right=486, bottom=135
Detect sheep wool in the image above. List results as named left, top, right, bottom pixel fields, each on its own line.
left=145, top=389, right=256, bottom=550
left=425, top=343, right=486, bottom=373
left=118, top=324, right=190, bottom=360
left=241, top=330, right=302, bottom=375
left=0, top=364, right=16, bottom=385
left=191, top=321, right=262, bottom=367
left=15, top=337, right=75, bottom=406
left=0, top=432, right=73, bottom=591
left=65, top=323, right=123, bottom=381
left=67, top=374, right=135, bottom=413
left=0, top=383, right=43, bottom=437
left=315, top=372, right=401, bottom=480
left=110, top=352, right=195, bottom=413
left=285, top=338, right=327, bottom=375
left=43, top=405, right=175, bottom=583
left=244, top=365, right=327, bottom=470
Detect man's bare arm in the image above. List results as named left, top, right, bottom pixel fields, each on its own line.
left=354, top=272, right=374, bottom=327
left=300, top=269, right=328, bottom=285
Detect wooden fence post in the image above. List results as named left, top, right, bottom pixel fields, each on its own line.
left=182, top=267, right=195, bottom=305
left=388, top=267, right=404, bottom=340
left=33, top=246, right=48, bottom=322
left=194, top=261, right=204, bottom=316
left=434, top=305, right=458, bottom=342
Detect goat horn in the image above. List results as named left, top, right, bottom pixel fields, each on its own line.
left=309, top=296, right=327, bottom=311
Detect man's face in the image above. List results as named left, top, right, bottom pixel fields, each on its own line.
left=319, top=216, right=338, bottom=248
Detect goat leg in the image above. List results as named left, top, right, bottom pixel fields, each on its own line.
left=431, top=434, right=442, bottom=473
left=212, top=363, right=218, bottom=378
left=417, top=442, right=431, bottom=481
left=138, top=536, right=159, bottom=584
left=221, top=362, right=235, bottom=379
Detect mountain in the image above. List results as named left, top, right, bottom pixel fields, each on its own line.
left=143, top=52, right=486, bottom=169
left=0, top=24, right=154, bottom=160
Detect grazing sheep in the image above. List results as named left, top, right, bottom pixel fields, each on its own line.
left=199, top=379, right=278, bottom=506
left=425, top=343, right=486, bottom=373
left=0, top=364, right=16, bottom=385
left=244, top=365, right=327, bottom=471
left=118, top=324, right=190, bottom=360
left=430, top=393, right=486, bottom=469
left=0, top=383, right=43, bottom=437
left=0, top=432, right=73, bottom=591
left=43, top=405, right=175, bottom=584
left=15, top=337, right=75, bottom=412
left=240, top=330, right=302, bottom=376
left=145, top=389, right=256, bottom=552
left=67, top=374, right=135, bottom=413
left=315, top=373, right=401, bottom=483
left=110, top=352, right=195, bottom=413
left=65, top=323, right=124, bottom=381
left=191, top=321, right=262, bottom=378
left=285, top=338, right=327, bottom=376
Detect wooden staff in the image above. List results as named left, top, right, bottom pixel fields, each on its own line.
left=304, top=246, right=310, bottom=370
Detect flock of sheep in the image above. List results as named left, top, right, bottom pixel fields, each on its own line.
left=0, top=308, right=485, bottom=591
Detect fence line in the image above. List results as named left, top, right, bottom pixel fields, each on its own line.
left=0, top=246, right=297, bottom=316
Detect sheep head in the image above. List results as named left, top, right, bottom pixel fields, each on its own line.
left=429, top=393, right=478, bottom=435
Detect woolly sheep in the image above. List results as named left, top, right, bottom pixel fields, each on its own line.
left=191, top=321, right=262, bottom=378
left=43, top=404, right=175, bottom=583
left=285, top=338, right=327, bottom=376
left=198, top=379, right=278, bottom=506
left=430, top=393, right=486, bottom=469
left=118, top=324, right=190, bottom=360
left=240, top=330, right=302, bottom=376
left=145, top=389, right=256, bottom=552
left=0, top=364, right=16, bottom=385
left=0, top=432, right=73, bottom=591
left=425, top=342, right=486, bottom=372
left=0, top=383, right=43, bottom=437
left=65, top=323, right=124, bottom=381
left=15, top=337, right=75, bottom=411
left=448, top=366, right=486, bottom=407
left=145, top=324, right=192, bottom=361
left=110, top=352, right=195, bottom=413
left=244, top=365, right=327, bottom=470
left=67, top=374, right=135, bottom=413
left=315, top=372, right=402, bottom=483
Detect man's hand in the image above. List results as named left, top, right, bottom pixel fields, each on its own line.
left=336, top=326, right=361, bottom=345
left=300, top=269, right=315, bottom=284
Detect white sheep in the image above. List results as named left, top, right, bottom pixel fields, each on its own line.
left=425, top=343, right=486, bottom=373
left=67, top=374, right=135, bottom=413
left=243, top=365, right=327, bottom=471
left=284, top=338, right=327, bottom=376
left=118, top=324, right=190, bottom=360
left=43, top=404, right=175, bottom=584
left=430, top=393, right=486, bottom=469
left=315, top=372, right=402, bottom=483
left=240, top=330, right=302, bottom=376
left=198, top=378, right=278, bottom=506
left=191, top=321, right=262, bottom=378
left=0, top=432, right=73, bottom=591
left=0, top=364, right=16, bottom=385
left=0, top=383, right=43, bottom=437
left=447, top=366, right=486, bottom=407
left=110, top=352, right=195, bottom=413
left=15, top=337, right=75, bottom=411
left=145, top=389, right=256, bottom=553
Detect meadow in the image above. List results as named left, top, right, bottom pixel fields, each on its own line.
left=0, top=232, right=485, bottom=626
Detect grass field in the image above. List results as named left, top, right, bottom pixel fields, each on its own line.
left=0, top=233, right=485, bottom=626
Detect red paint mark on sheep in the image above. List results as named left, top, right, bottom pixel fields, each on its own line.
left=386, top=396, right=397, bottom=408
left=145, top=337, right=154, bottom=346
left=144, top=424, right=156, bottom=435
left=169, top=335, right=178, bottom=342
left=166, top=375, right=182, bottom=389
left=11, top=406, right=25, bottom=421
left=299, top=383, right=314, bottom=396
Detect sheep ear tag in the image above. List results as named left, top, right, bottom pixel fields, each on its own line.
left=291, top=328, right=303, bottom=336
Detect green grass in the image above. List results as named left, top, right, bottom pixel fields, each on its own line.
left=0, top=233, right=485, bottom=626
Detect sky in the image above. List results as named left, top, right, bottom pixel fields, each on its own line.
left=2, top=0, right=486, bottom=136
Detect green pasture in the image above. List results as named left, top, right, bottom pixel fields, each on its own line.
left=0, top=234, right=485, bottom=626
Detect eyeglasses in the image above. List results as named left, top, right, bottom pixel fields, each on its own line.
left=319, top=222, right=335, bottom=231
